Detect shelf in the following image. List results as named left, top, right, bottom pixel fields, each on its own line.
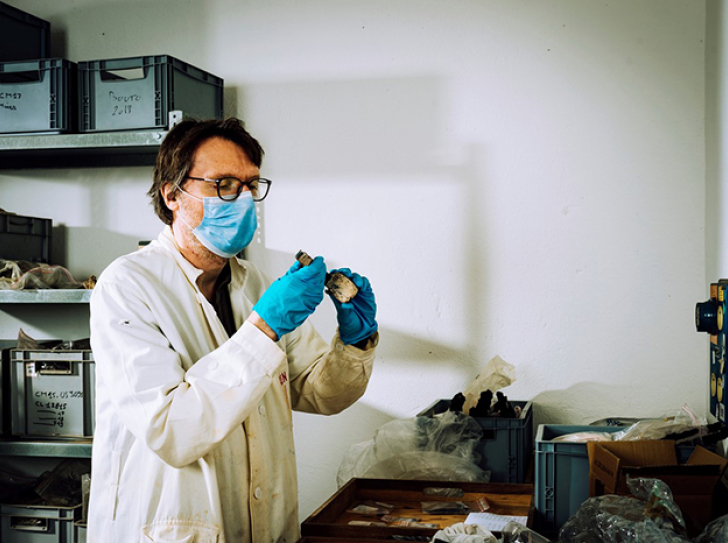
left=0, top=130, right=168, bottom=169
left=0, top=289, right=91, bottom=303
left=0, top=437, right=92, bottom=458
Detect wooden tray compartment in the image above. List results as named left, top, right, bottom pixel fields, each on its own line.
left=301, top=478, right=534, bottom=540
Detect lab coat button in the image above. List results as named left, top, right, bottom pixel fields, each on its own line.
left=258, top=405, right=266, bottom=416
left=336, top=343, right=344, bottom=352
left=210, top=361, right=218, bottom=370
left=254, top=487, right=262, bottom=499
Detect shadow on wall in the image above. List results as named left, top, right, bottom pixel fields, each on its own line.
left=38, top=0, right=215, bottom=64
left=62, top=227, right=142, bottom=279
left=531, top=381, right=691, bottom=429
left=237, top=76, right=445, bottom=177
left=238, top=74, right=491, bottom=362
left=293, top=400, right=394, bottom=519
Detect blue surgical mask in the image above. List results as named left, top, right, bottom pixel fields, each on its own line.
left=178, top=190, right=257, bottom=258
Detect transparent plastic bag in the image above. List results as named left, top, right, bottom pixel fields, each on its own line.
left=693, top=514, right=728, bottom=543
left=0, top=259, right=84, bottom=290
left=501, top=521, right=551, bottom=543
left=429, top=522, right=498, bottom=543
left=611, top=404, right=706, bottom=442
left=558, top=478, right=689, bottom=543
left=35, top=459, right=90, bottom=507
left=337, top=411, right=490, bottom=486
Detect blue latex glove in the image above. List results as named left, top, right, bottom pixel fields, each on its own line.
left=253, top=256, right=326, bottom=338
left=329, top=268, right=378, bottom=345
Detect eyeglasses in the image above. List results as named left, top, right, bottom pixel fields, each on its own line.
left=184, top=176, right=272, bottom=202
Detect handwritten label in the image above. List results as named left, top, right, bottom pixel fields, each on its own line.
left=107, top=91, right=141, bottom=117
left=108, top=91, right=140, bottom=103
left=0, top=92, right=22, bottom=112
left=32, top=390, right=83, bottom=430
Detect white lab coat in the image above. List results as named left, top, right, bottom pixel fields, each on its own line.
left=87, top=227, right=376, bottom=542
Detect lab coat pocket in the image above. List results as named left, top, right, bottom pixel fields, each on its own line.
left=140, top=520, right=219, bottom=542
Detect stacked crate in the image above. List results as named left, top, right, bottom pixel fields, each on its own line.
left=0, top=2, right=224, bottom=135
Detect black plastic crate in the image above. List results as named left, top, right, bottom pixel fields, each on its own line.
left=0, top=58, right=77, bottom=134
left=418, top=398, right=534, bottom=483
left=0, top=212, right=52, bottom=263
left=78, top=54, right=224, bottom=132
left=0, top=2, right=50, bottom=62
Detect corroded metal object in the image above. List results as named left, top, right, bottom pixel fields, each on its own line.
left=295, top=250, right=359, bottom=303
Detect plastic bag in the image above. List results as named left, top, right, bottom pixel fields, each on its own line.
left=551, top=432, right=615, bottom=443
left=430, top=522, right=497, bottom=543
left=35, top=459, right=90, bottom=507
left=461, top=355, right=516, bottom=413
left=558, top=478, right=689, bottom=543
left=337, top=411, right=490, bottom=487
left=693, top=514, right=728, bottom=543
left=501, top=521, right=551, bottom=543
left=0, top=259, right=84, bottom=290
left=611, top=405, right=706, bottom=443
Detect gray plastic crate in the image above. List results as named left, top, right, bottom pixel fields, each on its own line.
left=10, top=349, right=95, bottom=438
left=535, top=424, right=621, bottom=534
left=0, top=58, right=77, bottom=134
left=0, top=503, right=80, bottom=543
left=0, top=343, right=11, bottom=436
left=0, top=2, right=50, bottom=62
left=418, top=399, right=533, bottom=483
left=79, top=54, right=223, bottom=132
left=535, top=423, right=714, bottom=534
left=0, top=212, right=52, bottom=263
left=73, top=521, right=86, bottom=543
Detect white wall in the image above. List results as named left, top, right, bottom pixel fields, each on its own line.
left=708, top=1, right=728, bottom=281
left=1, top=0, right=708, bottom=521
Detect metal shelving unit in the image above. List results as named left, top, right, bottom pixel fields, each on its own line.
left=0, top=438, right=92, bottom=458
left=0, top=123, right=170, bottom=465
left=0, top=290, right=92, bottom=304
left=0, top=130, right=167, bottom=169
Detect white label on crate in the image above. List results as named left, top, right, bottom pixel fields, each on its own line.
left=719, top=403, right=725, bottom=423
left=25, top=362, right=37, bottom=377
left=25, top=364, right=87, bottom=436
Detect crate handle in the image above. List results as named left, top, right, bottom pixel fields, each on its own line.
left=0, top=70, right=43, bottom=84
left=32, top=360, right=73, bottom=375
left=10, top=516, right=50, bottom=532
left=100, top=67, right=146, bottom=81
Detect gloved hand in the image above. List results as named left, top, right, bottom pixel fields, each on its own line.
left=328, top=268, right=378, bottom=345
left=253, top=256, right=326, bottom=338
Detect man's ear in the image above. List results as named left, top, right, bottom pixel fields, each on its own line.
left=161, top=182, right=179, bottom=211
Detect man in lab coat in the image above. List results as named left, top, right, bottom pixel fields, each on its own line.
left=87, top=118, right=378, bottom=542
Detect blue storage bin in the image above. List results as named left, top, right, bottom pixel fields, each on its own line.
left=418, top=399, right=533, bottom=483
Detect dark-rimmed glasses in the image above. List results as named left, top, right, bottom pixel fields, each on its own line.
left=184, top=176, right=272, bottom=202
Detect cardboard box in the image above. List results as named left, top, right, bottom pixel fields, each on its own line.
left=587, top=441, right=728, bottom=535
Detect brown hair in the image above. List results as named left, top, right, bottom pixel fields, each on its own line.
left=148, top=118, right=265, bottom=224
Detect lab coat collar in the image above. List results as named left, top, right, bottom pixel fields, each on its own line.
left=157, top=226, right=248, bottom=292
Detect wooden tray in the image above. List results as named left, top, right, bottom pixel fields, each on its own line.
left=297, top=539, right=391, bottom=543
left=301, top=478, right=534, bottom=540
